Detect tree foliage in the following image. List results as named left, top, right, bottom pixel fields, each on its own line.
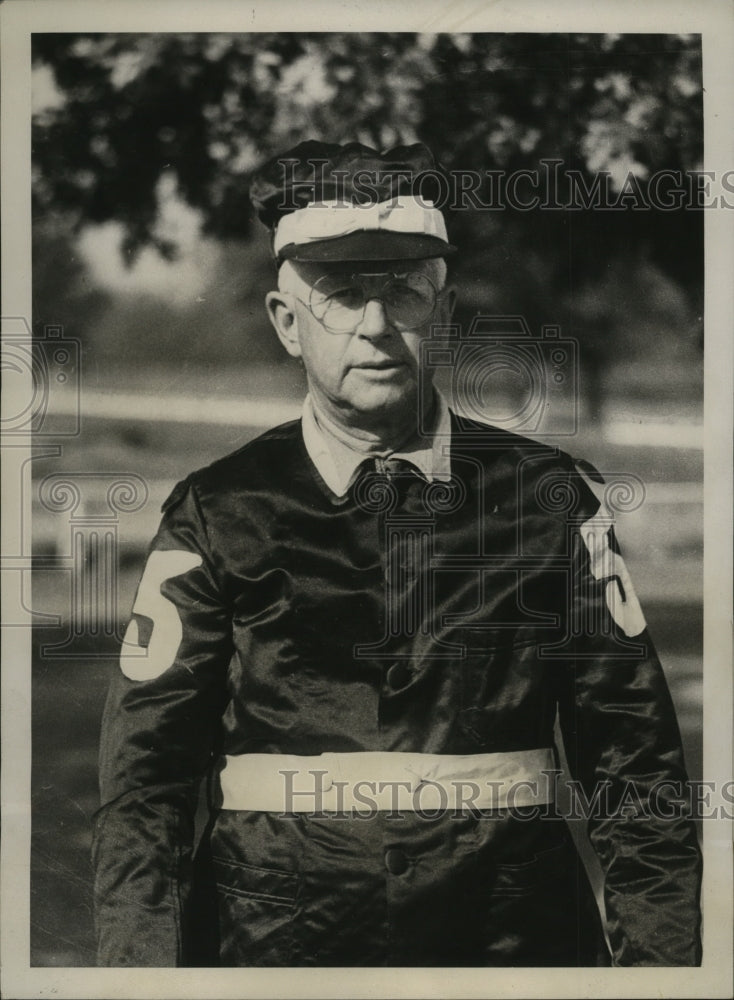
left=32, top=32, right=704, bottom=402
left=33, top=32, right=702, bottom=248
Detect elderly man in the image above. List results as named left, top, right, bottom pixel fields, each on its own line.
left=92, top=141, right=702, bottom=968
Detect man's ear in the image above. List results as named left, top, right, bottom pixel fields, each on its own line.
left=445, top=285, right=457, bottom=320
left=439, top=284, right=457, bottom=323
left=265, top=290, right=302, bottom=359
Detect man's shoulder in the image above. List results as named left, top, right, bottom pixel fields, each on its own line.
left=161, top=419, right=303, bottom=513
left=197, top=418, right=302, bottom=478
left=447, top=411, right=604, bottom=516
left=448, top=411, right=576, bottom=470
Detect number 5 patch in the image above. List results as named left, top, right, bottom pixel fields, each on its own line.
left=120, top=549, right=203, bottom=681
left=574, top=461, right=647, bottom=639
left=580, top=513, right=646, bottom=638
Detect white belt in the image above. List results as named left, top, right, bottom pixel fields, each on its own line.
left=218, top=748, right=556, bottom=813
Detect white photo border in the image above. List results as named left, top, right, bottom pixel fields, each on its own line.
left=2, top=1, right=732, bottom=997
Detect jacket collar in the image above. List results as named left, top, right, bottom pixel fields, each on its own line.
left=302, top=390, right=452, bottom=498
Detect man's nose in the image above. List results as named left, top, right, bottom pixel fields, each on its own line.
left=355, top=298, right=392, bottom=338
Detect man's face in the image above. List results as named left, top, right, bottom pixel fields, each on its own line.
left=267, top=257, right=454, bottom=432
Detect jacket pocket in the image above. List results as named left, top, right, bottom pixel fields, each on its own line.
left=491, top=842, right=572, bottom=897
left=457, top=641, right=549, bottom=749
left=212, top=856, right=297, bottom=966
left=212, top=855, right=297, bottom=905
left=483, top=841, right=605, bottom=965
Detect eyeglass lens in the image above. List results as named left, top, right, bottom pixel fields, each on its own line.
left=309, top=273, right=437, bottom=332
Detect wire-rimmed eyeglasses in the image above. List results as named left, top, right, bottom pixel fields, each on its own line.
left=295, top=272, right=444, bottom=334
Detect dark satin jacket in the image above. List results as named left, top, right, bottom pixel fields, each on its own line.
left=92, top=414, right=702, bottom=967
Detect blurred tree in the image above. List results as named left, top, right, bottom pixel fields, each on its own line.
left=32, top=32, right=704, bottom=413
left=32, top=34, right=703, bottom=248
left=32, top=214, right=112, bottom=346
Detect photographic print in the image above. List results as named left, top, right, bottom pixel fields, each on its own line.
left=2, top=1, right=732, bottom=997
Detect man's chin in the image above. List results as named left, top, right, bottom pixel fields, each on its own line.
left=345, top=384, right=419, bottom=417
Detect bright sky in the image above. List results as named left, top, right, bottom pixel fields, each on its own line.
left=76, top=175, right=217, bottom=305
left=33, top=62, right=216, bottom=305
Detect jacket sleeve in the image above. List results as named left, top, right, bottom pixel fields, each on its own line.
left=556, top=461, right=702, bottom=966
left=92, top=477, right=233, bottom=966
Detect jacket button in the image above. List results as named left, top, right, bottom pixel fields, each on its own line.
left=386, top=662, right=412, bottom=690
left=385, top=848, right=409, bottom=875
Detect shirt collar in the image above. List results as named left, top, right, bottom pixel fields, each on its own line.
left=302, top=391, right=452, bottom=498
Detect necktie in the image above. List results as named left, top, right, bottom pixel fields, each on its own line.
left=353, top=456, right=425, bottom=513
left=375, top=456, right=422, bottom=482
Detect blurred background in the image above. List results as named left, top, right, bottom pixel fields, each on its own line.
left=29, top=32, right=703, bottom=965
